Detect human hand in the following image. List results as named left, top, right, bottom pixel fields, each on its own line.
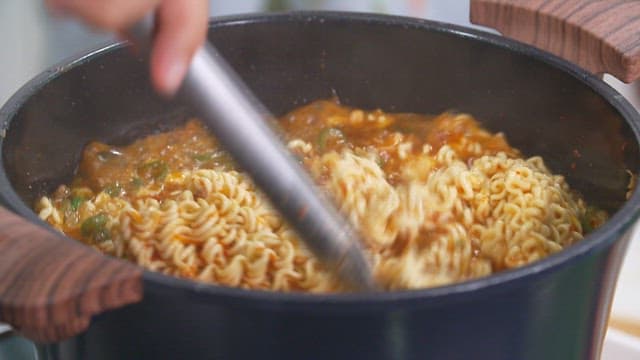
left=46, top=0, right=209, bottom=96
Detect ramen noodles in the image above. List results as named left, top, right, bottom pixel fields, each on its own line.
left=36, top=99, right=607, bottom=292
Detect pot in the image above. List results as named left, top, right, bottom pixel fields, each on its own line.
left=2, top=1, right=640, bottom=359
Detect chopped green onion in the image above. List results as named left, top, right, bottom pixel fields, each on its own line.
left=104, top=183, right=123, bottom=197
left=138, top=160, right=168, bottom=181
left=192, top=152, right=216, bottom=162
left=81, top=213, right=109, bottom=242
left=69, top=196, right=84, bottom=211
left=192, top=151, right=234, bottom=170
left=317, top=127, right=345, bottom=151
left=130, top=177, right=144, bottom=189
left=93, top=228, right=111, bottom=243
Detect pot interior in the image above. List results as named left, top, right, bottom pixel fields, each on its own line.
left=1, top=12, right=638, bottom=246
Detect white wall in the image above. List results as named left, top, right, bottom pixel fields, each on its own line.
left=0, top=1, right=48, bottom=105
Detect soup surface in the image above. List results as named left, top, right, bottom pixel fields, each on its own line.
left=36, top=99, right=606, bottom=291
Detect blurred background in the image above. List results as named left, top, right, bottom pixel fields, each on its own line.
left=0, top=0, right=476, bottom=106
left=0, top=0, right=639, bottom=357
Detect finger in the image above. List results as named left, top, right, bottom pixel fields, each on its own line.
left=44, top=0, right=69, bottom=16
left=49, top=0, right=161, bottom=31
left=150, top=0, right=209, bottom=96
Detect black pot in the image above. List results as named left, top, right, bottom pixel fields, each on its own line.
left=1, top=11, right=639, bottom=360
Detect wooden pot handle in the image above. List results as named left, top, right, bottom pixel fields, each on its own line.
left=470, top=0, right=640, bottom=83
left=0, top=206, right=142, bottom=343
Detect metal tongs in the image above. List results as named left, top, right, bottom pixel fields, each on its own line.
left=129, top=17, right=376, bottom=291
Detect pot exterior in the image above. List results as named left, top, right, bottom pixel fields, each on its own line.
left=37, top=228, right=630, bottom=360
left=1, top=12, right=639, bottom=360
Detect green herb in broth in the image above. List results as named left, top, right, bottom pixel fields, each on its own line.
left=317, top=127, right=345, bottom=151
left=138, top=160, right=169, bottom=181
left=104, top=183, right=123, bottom=197
left=81, top=213, right=110, bottom=243
left=69, top=195, right=84, bottom=211
left=191, top=151, right=235, bottom=170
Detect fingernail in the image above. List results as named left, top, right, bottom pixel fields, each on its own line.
left=162, top=58, right=188, bottom=97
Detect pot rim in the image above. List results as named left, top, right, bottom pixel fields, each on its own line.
left=2, top=10, right=640, bottom=307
